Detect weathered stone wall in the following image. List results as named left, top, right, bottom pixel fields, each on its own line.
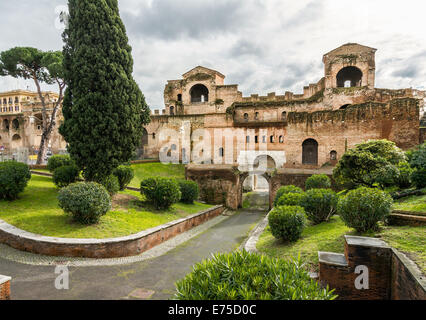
left=0, top=206, right=224, bottom=258
left=0, top=275, right=11, bottom=300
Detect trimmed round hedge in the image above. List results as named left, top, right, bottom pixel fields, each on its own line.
left=305, top=174, right=331, bottom=190
left=101, top=174, right=120, bottom=196
left=276, top=192, right=304, bottom=207
left=300, top=189, right=338, bottom=224
left=113, top=165, right=134, bottom=191
left=178, top=180, right=199, bottom=204
left=58, top=182, right=111, bottom=225
left=53, top=165, right=79, bottom=188
left=268, top=205, right=306, bottom=242
left=337, top=187, right=393, bottom=232
left=175, top=250, right=336, bottom=300
left=141, top=177, right=181, bottom=210
left=47, top=154, right=75, bottom=173
left=273, top=185, right=304, bottom=206
left=0, top=161, right=31, bottom=200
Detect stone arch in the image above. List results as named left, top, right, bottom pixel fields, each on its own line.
left=12, top=119, right=19, bottom=130
left=302, top=138, right=318, bottom=165
left=330, top=150, right=337, bottom=161
left=3, top=119, right=9, bottom=131
left=170, top=106, right=175, bottom=115
left=340, top=104, right=351, bottom=110
left=238, top=171, right=272, bottom=210
left=253, top=154, right=276, bottom=173
left=190, top=84, right=209, bottom=103
left=336, top=66, right=363, bottom=88
left=11, top=134, right=22, bottom=149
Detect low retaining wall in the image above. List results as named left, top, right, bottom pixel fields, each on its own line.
left=319, top=236, right=426, bottom=300
left=0, top=275, right=11, bottom=300
left=0, top=205, right=224, bottom=259
left=389, top=210, right=426, bottom=226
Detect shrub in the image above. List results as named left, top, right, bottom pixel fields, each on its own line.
left=300, top=189, right=338, bottom=224
left=140, top=177, right=181, bottom=210
left=276, top=192, right=304, bottom=207
left=305, top=174, right=331, bottom=190
left=268, top=205, right=306, bottom=242
left=273, top=185, right=304, bottom=206
left=113, top=165, right=134, bottom=190
left=53, top=165, right=79, bottom=188
left=411, top=169, right=426, bottom=189
left=47, top=154, right=75, bottom=173
left=101, top=174, right=120, bottom=196
left=396, top=162, right=413, bottom=189
left=174, top=250, right=336, bottom=300
left=337, top=187, right=393, bottom=232
left=58, top=182, right=111, bottom=225
left=178, top=180, right=199, bottom=204
left=0, top=161, right=31, bottom=200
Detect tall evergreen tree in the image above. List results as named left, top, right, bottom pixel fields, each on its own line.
left=60, top=0, right=150, bottom=181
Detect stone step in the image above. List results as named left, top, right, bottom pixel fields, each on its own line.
left=389, top=213, right=426, bottom=226
left=318, top=251, right=348, bottom=267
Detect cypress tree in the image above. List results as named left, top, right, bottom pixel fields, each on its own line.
left=60, top=0, right=150, bottom=181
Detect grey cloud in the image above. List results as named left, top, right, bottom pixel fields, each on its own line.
left=122, top=0, right=260, bottom=40
left=229, top=39, right=266, bottom=58
left=280, top=1, right=324, bottom=29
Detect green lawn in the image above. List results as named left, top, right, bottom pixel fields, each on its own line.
left=257, top=216, right=425, bottom=274
left=128, top=162, right=186, bottom=188
left=0, top=175, right=211, bottom=239
left=393, top=193, right=426, bottom=212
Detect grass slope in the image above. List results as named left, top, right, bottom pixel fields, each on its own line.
left=0, top=175, right=211, bottom=239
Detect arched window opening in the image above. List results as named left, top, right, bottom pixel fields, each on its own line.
left=190, top=84, right=209, bottom=103
left=330, top=150, right=337, bottom=161
left=336, top=66, right=363, bottom=88
left=255, top=136, right=259, bottom=144
left=12, top=119, right=19, bottom=130
left=255, top=112, right=259, bottom=120
left=340, top=104, right=351, bottom=110
left=170, top=106, right=174, bottom=115
left=152, top=133, right=156, bottom=140
left=219, top=147, right=224, bottom=157
left=3, top=119, right=9, bottom=131
left=244, top=113, right=249, bottom=122
left=282, top=112, right=287, bottom=121
left=279, top=136, right=284, bottom=143
left=302, top=139, right=318, bottom=165
left=171, top=144, right=177, bottom=151
left=177, top=94, right=182, bottom=102
left=270, top=136, right=274, bottom=143
left=246, top=136, right=250, bottom=143
left=12, top=134, right=21, bottom=141
left=262, top=136, right=267, bottom=143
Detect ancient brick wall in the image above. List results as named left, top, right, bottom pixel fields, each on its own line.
left=0, top=276, right=11, bottom=300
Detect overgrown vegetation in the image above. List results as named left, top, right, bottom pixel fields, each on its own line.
left=174, top=250, right=337, bottom=300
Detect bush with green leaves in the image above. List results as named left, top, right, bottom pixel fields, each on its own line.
left=113, top=165, right=134, bottom=190
left=273, top=185, right=304, bottom=206
left=268, top=205, right=306, bottom=242
left=276, top=192, right=304, bottom=207
left=337, top=187, right=393, bottom=232
left=101, top=174, right=120, bottom=196
left=58, top=182, right=111, bottom=225
left=407, top=143, right=426, bottom=189
left=300, top=189, right=338, bottom=224
left=53, top=165, right=79, bottom=188
left=305, top=174, right=331, bottom=190
left=140, top=177, right=181, bottom=210
left=333, top=140, right=406, bottom=189
left=395, top=162, right=413, bottom=189
left=178, top=180, right=199, bottom=204
left=47, top=154, right=75, bottom=173
left=0, top=161, right=31, bottom=200
left=174, top=250, right=336, bottom=300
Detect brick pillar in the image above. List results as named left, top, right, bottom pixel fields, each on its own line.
left=0, top=275, right=11, bottom=300
left=319, top=236, right=392, bottom=300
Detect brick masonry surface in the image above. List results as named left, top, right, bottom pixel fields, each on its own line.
left=0, top=206, right=224, bottom=259
left=0, top=276, right=11, bottom=300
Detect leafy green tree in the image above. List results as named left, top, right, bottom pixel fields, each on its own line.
left=333, top=140, right=406, bottom=189
left=60, top=0, right=150, bottom=182
left=407, top=142, right=426, bottom=188
left=0, top=47, right=65, bottom=164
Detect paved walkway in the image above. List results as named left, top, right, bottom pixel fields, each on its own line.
left=0, top=209, right=265, bottom=300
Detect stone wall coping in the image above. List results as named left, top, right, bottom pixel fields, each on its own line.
left=0, top=205, right=223, bottom=246
left=392, top=248, right=426, bottom=291
left=0, top=275, right=11, bottom=285
left=345, top=235, right=390, bottom=249
left=318, top=251, right=349, bottom=267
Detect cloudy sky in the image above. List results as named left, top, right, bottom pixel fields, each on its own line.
left=0, top=0, right=425, bottom=109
